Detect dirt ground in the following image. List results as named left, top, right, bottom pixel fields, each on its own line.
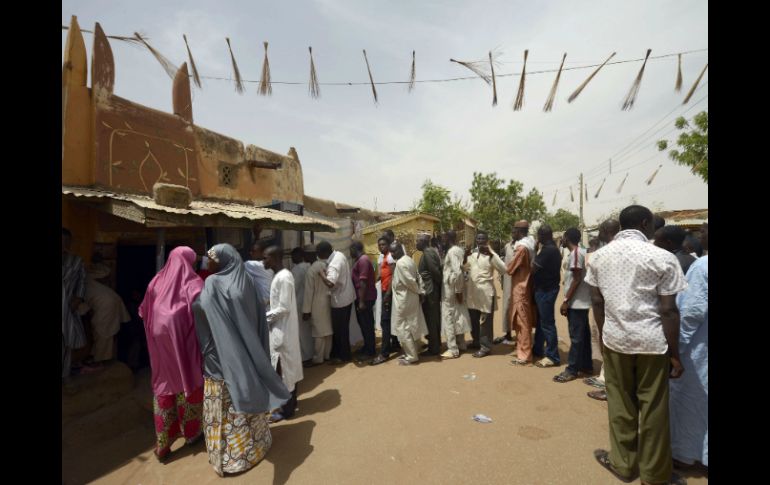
left=63, top=292, right=708, bottom=485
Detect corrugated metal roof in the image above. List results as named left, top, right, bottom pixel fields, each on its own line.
left=361, top=212, right=440, bottom=235
left=63, top=186, right=337, bottom=232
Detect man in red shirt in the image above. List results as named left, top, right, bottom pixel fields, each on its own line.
left=350, top=241, right=377, bottom=360
left=371, top=236, right=395, bottom=365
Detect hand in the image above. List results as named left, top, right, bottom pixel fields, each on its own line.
left=669, top=356, right=684, bottom=379
left=302, top=313, right=311, bottom=321
left=560, top=301, right=569, bottom=316
left=455, top=293, right=463, bottom=304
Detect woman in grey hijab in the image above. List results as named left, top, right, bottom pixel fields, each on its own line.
left=193, top=243, right=290, bottom=477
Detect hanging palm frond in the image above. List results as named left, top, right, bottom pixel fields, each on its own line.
left=675, top=53, right=683, bottom=92
left=646, top=165, right=663, bottom=185
left=513, top=49, right=529, bottom=111
left=408, top=50, right=416, bottom=92
left=258, top=42, right=272, bottom=96
left=616, top=173, right=629, bottom=194
left=182, top=34, right=202, bottom=88
left=134, top=32, right=177, bottom=79
left=622, top=49, right=652, bottom=110
left=568, top=52, right=616, bottom=103
left=544, top=53, right=567, bottom=112
left=225, top=38, right=244, bottom=94
left=489, top=51, right=498, bottom=106
left=363, top=49, right=378, bottom=104
left=683, top=63, right=708, bottom=104
left=594, top=178, right=606, bottom=198
left=308, top=46, right=320, bottom=99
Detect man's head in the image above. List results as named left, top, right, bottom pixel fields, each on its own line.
left=588, top=238, right=600, bottom=252
left=378, top=237, right=390, bottom=255
left=475, top=231, right=489, bottom=249
left=512, top=220, right=529, bottom=241
left=598, top=219, right=620, bottom=244
left=250, top=239, right=272, bottom=261
left=416, top=233, right=430, bottom=251
left=350, top=241, right=364, bottom=259
left=303, top=244, right=317, bottom=263
left=390, top=240, right=404, bottom=259
left=564, top=227, right=581, bottom=248
left=62, top=227, right=72, bottom=252
left=619, top=205, right=655, bottom=238
left=316, top=241, right=333, bottom=260
left=383, top=229, right=395, bottom=244
left=262, top=245, right=283, bottom=272
left=653, top=215, right=666, bottom=231
left=291, top=247, right=305, bottom=265
left=653, top=225, right=687, bottom=253
left=700, top=223, right=708, bottom=252
left=683, top=233, right=703, bottom=257
left=443, top=230, right=457, bottom=246
left=537, top=224, right=554, bottom=244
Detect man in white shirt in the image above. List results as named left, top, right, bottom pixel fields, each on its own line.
left=553, top=228, right=593, bottom=383
left=465, top=231, right=507, bottom=358
left=586, top=205, right=687, bottom=485
left=245, top=239, right=274, bottom=307
left=317, top=241, right=356, bottom=364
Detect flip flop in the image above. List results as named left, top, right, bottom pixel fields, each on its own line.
left=535, top=357, right=557, bottom=368
left=593, top=449, right=637, bottom=483
left=587, top=390, right=607, bottom=401
left=553, top=371, right=578, bottom=383
left=510, top=358, right=531, bottom=366
left=583, top=377, right=606, bottom=389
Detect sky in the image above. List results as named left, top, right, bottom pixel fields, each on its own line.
left=62, top=0, right=708, bottom=225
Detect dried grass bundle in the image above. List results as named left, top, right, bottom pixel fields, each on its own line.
left=594, top=178, right=606, bottom=198
left=225, top=38, right=244, bottom=94
left=134, top=32, right=177, bottom=79
left=646, top=165, right=662, bottom=185
left=259, top=42, right=272, bottom=96
left=616, top=173, right=629, bottom=194
left=543, top=53, right=567, bottom=112
left=449, top=50, right=502, bottom=84
left=408, top=50, right=416, bottom=92
left=683, top=63, right=708, bottom=104
left=675, top=53, right=683, bottom=92
left=622, top=49, right=652, bottom=111
left=513, top=49, right=528, bottom=111
left=363, top=49, right=378, bottom=104
left=552, top=190, right=558, bottom=206
left=489, top=51, right=498, bottom=106
left=570, top=185, right=575, bottom=202
left=568, top=52, right=616, bottom=103
left=183, top=34, right=202, bottom=88
left=308, top=47, right=320, bottom=99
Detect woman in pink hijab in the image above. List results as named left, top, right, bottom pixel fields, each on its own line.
left=139, top=246, right=204, bottom=462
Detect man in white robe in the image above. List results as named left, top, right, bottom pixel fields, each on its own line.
left=79, top=264, right=130, bottom=363
left=440, top=230, right=471, bottom=359
left=263, top=246, right=304, bottom=421
left=291, top=247, right=314, bottom=362
left=390, top=242, right=427, bottom=365
left=302, top=246, right=333, bottom=365
left=245, top=239, right=274, bottom=307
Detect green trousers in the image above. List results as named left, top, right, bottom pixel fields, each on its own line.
left=603, top=346, right=672, bottom=483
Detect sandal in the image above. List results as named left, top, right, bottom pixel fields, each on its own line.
left=535, top=357, right=557, bottom=368
left=510, top=358, right=530, bottom=366
left=587, top=390, right=607, bottom=401
left=594, top=449, right=637, bottom=483
left=553, top=371, right=578, bottom=383
left=583, top=377, right=606, bottom=389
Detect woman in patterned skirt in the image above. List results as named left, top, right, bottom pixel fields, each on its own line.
left=193, top=243, right=290, bottom=476
left=139, top=246, right=205, bottom=461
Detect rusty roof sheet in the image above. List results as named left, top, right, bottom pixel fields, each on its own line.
left=63, top=186, right=337, bottom=232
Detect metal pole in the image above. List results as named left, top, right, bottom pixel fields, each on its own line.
left=155, top=228, right=166, bottom=272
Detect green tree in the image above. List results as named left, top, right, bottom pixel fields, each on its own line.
left=657, top=111, right=708, bottom=183
left=543, top=209, right=580, bottom=232
left=468, top=172, right=546, bottom=244
left=412, top=179, right=466, bottom=231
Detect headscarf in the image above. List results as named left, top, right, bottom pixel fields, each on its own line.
left=197, top=243, right=290, bottom=414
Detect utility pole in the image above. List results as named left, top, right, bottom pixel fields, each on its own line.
left=579, top=173, right=586, bottom=246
